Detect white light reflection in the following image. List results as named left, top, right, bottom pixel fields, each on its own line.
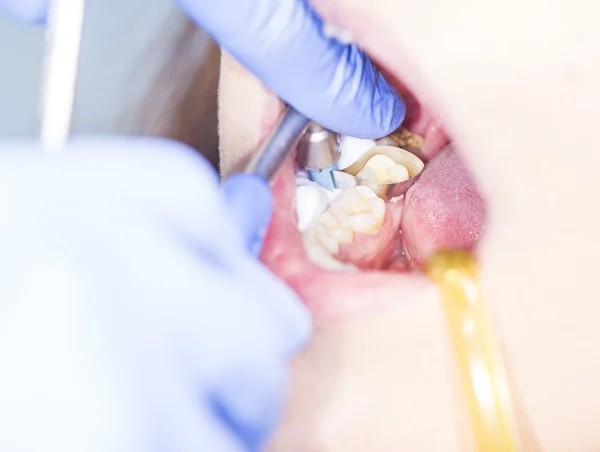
left=470, top=360, right=495, bottom=410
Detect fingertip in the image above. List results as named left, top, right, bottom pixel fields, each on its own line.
left=363, top=63, right=406, bottom=137
left=0, top=0, right=48, bottom=24
left=381, top=86, right=407, bottom=136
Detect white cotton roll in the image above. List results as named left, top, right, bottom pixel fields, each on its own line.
left=295, top=180, right=329, bottom=231
left=295, top=168, right=310, bottom=182
left=337, top=136, right=376, bottom=169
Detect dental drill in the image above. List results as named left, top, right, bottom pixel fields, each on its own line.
left=245, top=108, right=310, bottom=182
left=296, top=123, right=341, bottom=191
left=244, top=110, right=342, bottom=190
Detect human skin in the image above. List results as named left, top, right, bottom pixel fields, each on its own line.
left=217, top=0, right=600, bottom=450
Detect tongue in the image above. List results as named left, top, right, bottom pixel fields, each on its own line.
left=401, top=144, right=486, bottom=265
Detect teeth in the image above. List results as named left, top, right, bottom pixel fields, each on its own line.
left=322, top=21, right=354, bottom=44
left=302, top=228, right=357, bottom=271
left=355, top=154, right=410, bottom=186
left=343, top=146, right=425, bottom=190
left=306, top=185, right=385, bottom=253
left=326, top=186, right=385, bottom=233
left=301, top=186, right=385, bottom=269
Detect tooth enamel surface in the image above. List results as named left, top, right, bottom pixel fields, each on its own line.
left=302, top=228, right=357, bottom=271
left=300, top=186, right=385, bottom=270
left=325, top=186, right=385, bottom=234
left=355, top=154, right=410, bottom=185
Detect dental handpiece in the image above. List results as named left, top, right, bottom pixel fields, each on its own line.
left=296, top=123, right=341, bottom=191
left=245, top=108, right=310, bottom=182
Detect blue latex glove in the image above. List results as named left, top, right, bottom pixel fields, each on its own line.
left=0, top=0, right=47, bottom=23
left=0, top=138, right=311, bottom=452
left=1, top=0, right=405, bottom=137
left=179, top=0, right=406, bottom=139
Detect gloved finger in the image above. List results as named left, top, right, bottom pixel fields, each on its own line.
left=176, top=0, right=405, bottom=139
left=222, top=173, right=273, bottom=257
left=0, top=138, right=309, bottom=449
left=0, top=0, right=48, bottom=23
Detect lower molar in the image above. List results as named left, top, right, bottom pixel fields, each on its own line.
left=301, top=186, right=386, bottom=269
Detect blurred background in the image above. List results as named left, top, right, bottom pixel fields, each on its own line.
left=0, top=0, right=221, bottom=167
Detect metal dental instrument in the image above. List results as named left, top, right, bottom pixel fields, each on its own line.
left=40, top=0, right=86, bottom=153
left=296, top=124, right=341, bottom=191
left=425, top=249, right=523, bottom=452
left=245, top=108, right=310, bottom=182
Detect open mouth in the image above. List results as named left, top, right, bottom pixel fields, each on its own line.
left=245, top=11, right=487, bottom=324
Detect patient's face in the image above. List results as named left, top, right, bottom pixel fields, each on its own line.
left=218, top=0, right=600, bottom=449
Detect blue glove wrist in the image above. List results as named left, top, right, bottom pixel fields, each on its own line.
left=0, top=0, right=47, bottom=23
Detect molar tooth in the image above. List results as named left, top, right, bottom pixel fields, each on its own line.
left=302, top=227, right=357, bottom=271
left=343, top=146, right=425, bottom=198
left=315, top=223, right=353, bottom=255
left=326, top=186, right=385, bottom=234
left=355, top=154, right=410, bottom=186
left=301, top=186, right=386, bottom=269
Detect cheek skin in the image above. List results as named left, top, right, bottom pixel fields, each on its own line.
left=313, top=0, right=600, bottom=449
left=268, top=299, right=465, bottom=452
left=219, top=0, right=600, bottom=447
left=217, top=52, right=285, bottom=177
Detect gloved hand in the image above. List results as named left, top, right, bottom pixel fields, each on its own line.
left=0, top=138, right=311, bottom=452
left=179, top=0, right=405, bottom=139
left=0, top=0, right=47, bottom=23
left=1, top=0, right=405, bottom=138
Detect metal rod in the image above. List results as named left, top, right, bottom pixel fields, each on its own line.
left=40, top=0, right=86, bottom=153
left=245, top=108, right=310, bottom=182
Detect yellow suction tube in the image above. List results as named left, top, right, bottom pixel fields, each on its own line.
left=425, top=249, right=522, bottom=452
